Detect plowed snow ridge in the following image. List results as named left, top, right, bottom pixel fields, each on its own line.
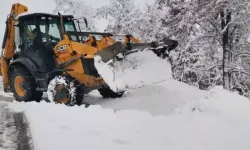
left=89, top=51, right=208, bottom=115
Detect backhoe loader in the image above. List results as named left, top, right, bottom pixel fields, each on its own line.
left=0, top=3, right=178, bottom=106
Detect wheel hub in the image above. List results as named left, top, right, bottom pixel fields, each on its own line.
left=20, top=82, right=25, bottom=90
left=14, top=76, right=26, bottom=97
left=54, top=84, right=71, bottom=104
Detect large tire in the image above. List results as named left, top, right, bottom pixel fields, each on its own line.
left=10, top=66, right=42, bottom=102
left=98, top=86, right=124, bottom=99
left=47, top=75, right=84, bottom=106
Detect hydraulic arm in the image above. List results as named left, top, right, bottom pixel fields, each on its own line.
left=0, top=3, right=28, bottom=91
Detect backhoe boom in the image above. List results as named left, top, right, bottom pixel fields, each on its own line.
left=0, top=3, right=28, bottom=91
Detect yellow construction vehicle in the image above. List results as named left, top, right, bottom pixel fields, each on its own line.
left=0, top=3, right=178, bottom=106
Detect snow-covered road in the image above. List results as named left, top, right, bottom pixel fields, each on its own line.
left=85, top=79, right=207, bottom=115
left=5, top=86, right=250, bottom=150
left=0, top=103, right=33, bottom=150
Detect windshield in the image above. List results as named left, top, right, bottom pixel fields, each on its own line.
left=64, top=18, right=76, bottom=32
left=63, top=17, right=79, bottom=41
left=38, top=17, right=62, bottom=47
left=37, top=16, right=76, bottom=46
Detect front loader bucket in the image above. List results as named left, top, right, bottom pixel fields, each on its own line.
left=94, top=42, right=151, bottom=63
left=95, top=42, right=126, bottom=63
left=95, top=39, right=179, bottom=63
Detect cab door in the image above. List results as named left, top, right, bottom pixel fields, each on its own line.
left=20, top=20, right=48, bottom=73
left=20, top=16, right=58, bottom=73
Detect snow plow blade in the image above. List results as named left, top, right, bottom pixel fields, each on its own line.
left=95, top=39, right=178, bottom=63
left=95, top=42, right=126, bottom=63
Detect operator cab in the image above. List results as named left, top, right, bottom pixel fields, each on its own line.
left=15, top=13, right=77, bottom=73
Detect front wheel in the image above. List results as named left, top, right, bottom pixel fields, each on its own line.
left=47, top=75, right=84, bottom=106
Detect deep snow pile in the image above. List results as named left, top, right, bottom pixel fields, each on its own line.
left=6, top=87, right=250, bottom=150
left=181, top=86, right=250, bottom=120
left=94, top=50, right=173, bottom=92
left=90, top=50, right=207, bottom=115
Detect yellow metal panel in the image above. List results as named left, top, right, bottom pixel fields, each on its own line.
left=71, top=41, right=98, bottom=56
left=1, top=3, right=28, bottom=90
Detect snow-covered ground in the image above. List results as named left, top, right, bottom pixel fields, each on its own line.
left=0, top=103, right=32, bottom=150
left=1, top=50, right=250, bottom=150
left=5, top=87, right=250, bottom=150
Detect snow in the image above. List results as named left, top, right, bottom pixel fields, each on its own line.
left=184, top=86, right=250, bottom=120
left=5, top=86, right=250, bottom=150
left=94, top=18, right=109, bottom=32
left=0, top=0, right=250, bottom=149
left=94, top=50, right=173, bottom=92
left=0, top=103, right=17, bottom=150
left=92, top=50, right=206, bottom=115
left=87, top=79, right=207, bottom=115
left=0, top=78, right=13, bottom=98
left=94, top=55, right=124, bottom=92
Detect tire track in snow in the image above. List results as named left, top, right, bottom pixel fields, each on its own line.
left=0, top=95, right=14, bottom=102
left=0, top=103, right=33, bottom=150
left=13, top=112, right=33, bottom=150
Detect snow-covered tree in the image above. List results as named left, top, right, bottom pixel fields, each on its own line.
left=96, top=0, right=143, bottom=39
left=193, top=0, right=250, bottom=91
left=139, top=0, right=250, bottom=92
left=53, top=0, right=97, bottom=31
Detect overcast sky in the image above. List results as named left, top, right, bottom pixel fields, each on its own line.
left=0, top=0, right=154, bottom=44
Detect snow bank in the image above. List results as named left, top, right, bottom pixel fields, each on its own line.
left=180, top=86, right=250, bottom=119
left=7, top=88, right=250, bottom=150
left=0, top=77, right=13, bottom=98
left=94, top=50, right=172, bottom=92
left=91, top=50, right=207, bottom=115
left=87, top=79, right=207, bottom=115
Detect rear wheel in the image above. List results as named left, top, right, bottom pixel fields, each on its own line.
left=47, top=75, right=84, bottom=106
left=10, top=66, right=42, bottom=102
left=98, top=86, right=124, bottom=98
